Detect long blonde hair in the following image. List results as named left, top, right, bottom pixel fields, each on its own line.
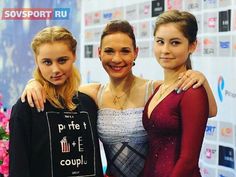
left=31, top=26, right=80, bottom=110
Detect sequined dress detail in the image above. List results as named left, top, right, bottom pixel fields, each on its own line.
left=97, top=81, right=154, bottom=177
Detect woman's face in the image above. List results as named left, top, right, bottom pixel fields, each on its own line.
left=99, top=32, right=138, bottom=80
left=153, top=23, right=196, bottom=71
left=36, top=42, right=75, bottom=86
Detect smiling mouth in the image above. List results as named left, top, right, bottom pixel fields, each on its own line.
left=110, top=65, right=124, bottom=71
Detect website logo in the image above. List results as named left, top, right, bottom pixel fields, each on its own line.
left=219, top=41, right=230, bottom=49
left=205, top=125, right=216, bottom=135
left=218, top=145, right=235, bottom=169
left=206, top=148, right=216, bottom=159
left=221, top=127, right=233, bottom=137
left=218, top=76, right=225, bottom=102
left=1, top=8, right=70, bottom=20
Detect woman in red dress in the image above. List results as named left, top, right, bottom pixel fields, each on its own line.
left=142, top=10, right=211, bottom=177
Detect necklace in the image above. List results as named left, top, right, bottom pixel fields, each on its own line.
left=157, top=79, right=178, bottom=100
left=109, top=77, right=135, bottom=110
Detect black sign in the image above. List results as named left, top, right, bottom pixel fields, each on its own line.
left=151, top=0, right=164, bottom=17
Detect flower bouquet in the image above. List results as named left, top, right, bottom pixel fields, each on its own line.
left=0, top=95, right=9, bottom=177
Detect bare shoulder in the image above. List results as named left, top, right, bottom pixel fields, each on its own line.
left=137, top=78, right=163, bottom=89
left=153, top=80, right=163, bottom=89
left=79, top=83, right=101, bottom=102
left=135, top=77, right=148, bottom=87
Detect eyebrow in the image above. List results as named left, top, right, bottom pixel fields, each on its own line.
left=155, top=36, right=181, bottom=41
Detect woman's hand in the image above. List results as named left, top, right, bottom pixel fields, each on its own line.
left=175, top=70, right=205, bottom=93
left=21, top=79, right=46, bottom=112
left=176, top=70, right=217, bottom=117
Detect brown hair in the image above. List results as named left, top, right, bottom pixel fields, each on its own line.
left=31, top=26, right=80, bottom=110
left=153, top=10, right=198, bottom=69
left=100, top=19, right=136, bottom=49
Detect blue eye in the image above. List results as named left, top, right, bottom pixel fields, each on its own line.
left=42, top=60, right=52, bottom=65
left=58, top=57, right=68, bottom=64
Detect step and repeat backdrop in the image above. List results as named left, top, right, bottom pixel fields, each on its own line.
left=80, top=0, right=236, bottom=176
left=0, top=0, right=235, bottom=176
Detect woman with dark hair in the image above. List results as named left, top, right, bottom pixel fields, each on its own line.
left=142, top=10, right=210, bottom=177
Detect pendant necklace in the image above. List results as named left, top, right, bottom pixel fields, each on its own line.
left=110, top=78, right=135, bottom=110
left=157, top=79, right=178, bottom=100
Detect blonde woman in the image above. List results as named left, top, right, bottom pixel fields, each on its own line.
left=9, top=26, right=103, bottom=177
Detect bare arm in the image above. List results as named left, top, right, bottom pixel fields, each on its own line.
left=20, top=79, right=101, bottom=111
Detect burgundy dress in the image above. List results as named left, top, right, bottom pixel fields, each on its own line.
left=142, top=86, right=209, bottom=177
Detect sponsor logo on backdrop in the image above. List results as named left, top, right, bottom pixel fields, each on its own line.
left=205, top=125, right=217, bottom=136
left=203, top=143, right=218, bottom=165
left=219, top=122, right=234, bottom=144
left=185, top=1, right=201, bottom=11
left=139, top=1, right=151, bottom=19
left=1, top=8, right=70, bottom=20
left=126, top=5, right=137, bottom=21
left=200, top=166, right=216, bottom=177
left=218, top=145, right=235, bottom=169
left=217, top=76, right=236, bottom=102
left=203, top=0, right=217, bottom=9
left=103, top=12, right=112, bottom=21
left=219, top=10, right=231, bottom=32
left=151, top=0, right=164, bottom=17
left=208, top=17, right=217, bottom=28
left=219, top=41, right=230, bottom=49
left=85, top=13, right=93, bottom=26
left=221, top=127, right=233, bottom=137
left=218, top=171, right=235, bottom=177
left=93, top=12, right=101, bottom=24
left=206, top=148, right=217, bottom=159
left=203, top=37, right=217, bottom=56
left=84, top=45, right=93, bottom=58
left=235, top=125, right=236, bottom=147
left=167, top=0, right=183, bottom=10
left=218, top=76, right=225, bottom=102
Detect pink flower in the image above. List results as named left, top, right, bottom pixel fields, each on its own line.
left=0, top=154, right=9, bottom=177
left=0, top=95, right=9, bottom=177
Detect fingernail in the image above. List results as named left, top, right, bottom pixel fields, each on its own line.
left=30, top=104, right=34, bottom=107
left=37, top=108, right=41, bottom=112
left=41, top=108, right=44, bottom=112
left=22, top=99, right=25, bottom=103
left=177, top=89, right=182, bottom=94
left=183, top=87, right=187, bottom=91
left=174, top=88, right=178, bottom=91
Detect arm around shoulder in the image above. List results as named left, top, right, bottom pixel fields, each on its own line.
left=79, top=83, right=101, bottom=104
left=203, top=80, right=218, bottom=117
